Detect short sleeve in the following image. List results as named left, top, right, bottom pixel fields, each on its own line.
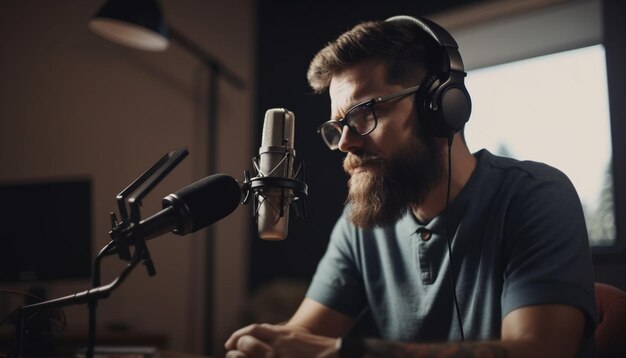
left=501, top=169, right=597, bottom=328
left=305, top=213, right=368, bottom=318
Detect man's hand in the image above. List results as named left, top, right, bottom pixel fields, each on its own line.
left=224, top=323, right=339, bottom=358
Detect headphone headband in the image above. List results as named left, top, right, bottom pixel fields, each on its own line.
left=386, top=16, right=458, bottom=48
left=385, top=15, right=465, bottom=74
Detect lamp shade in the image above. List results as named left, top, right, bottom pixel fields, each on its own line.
left=89, top=0, right=169, bottom=51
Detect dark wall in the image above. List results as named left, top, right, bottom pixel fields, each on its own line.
left=250, top=0, right=626, bottom=292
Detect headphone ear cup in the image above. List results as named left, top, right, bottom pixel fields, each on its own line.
left=438, top=81, right=471, bottom=135
left=417, top=74, right=449, bottom=138
left=417, top=74, right=472, bottom=138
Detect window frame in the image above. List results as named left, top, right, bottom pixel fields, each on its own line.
left=433, top=0, right=624, bottom=256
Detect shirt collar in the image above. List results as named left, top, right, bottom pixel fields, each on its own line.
left=399, top=149, right=490, bottom=236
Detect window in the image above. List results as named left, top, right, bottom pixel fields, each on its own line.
left=464, top=45, right=615, bottom=246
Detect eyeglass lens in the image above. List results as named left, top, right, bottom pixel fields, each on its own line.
left=348, top=104, right=376, bottom=134
left=319, top=124, right=342, bottom=149
left=320, top=104, right=376, bottom=149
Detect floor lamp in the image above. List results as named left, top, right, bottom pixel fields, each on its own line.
left=88, top=0, right=245, bottom=354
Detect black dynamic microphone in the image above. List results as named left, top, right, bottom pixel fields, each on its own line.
left=116, top=174, right=241, bottom=244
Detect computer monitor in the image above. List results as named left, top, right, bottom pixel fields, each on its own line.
left=0, top=178, right=92, bottom=283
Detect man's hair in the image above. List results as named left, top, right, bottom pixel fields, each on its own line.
left=307, top=19, right=440, bottom=93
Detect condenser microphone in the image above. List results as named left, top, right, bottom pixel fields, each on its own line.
left=256, top=108, right=295, bottom=240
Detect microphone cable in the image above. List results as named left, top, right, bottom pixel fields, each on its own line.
left=445, top=132, right=465, bottom=341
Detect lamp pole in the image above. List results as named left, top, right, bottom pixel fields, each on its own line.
left=90, top=7, right=245, bottom=351
left=168, top=26, right=245, bottom=354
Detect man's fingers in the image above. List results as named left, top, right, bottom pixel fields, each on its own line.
left=225, top=350, right=247, bottom=358
left=225, top=324, right=263, bottom=349
left=225, top=323, right=282, bottom=350
left=237, top=334, right=274, bottom=357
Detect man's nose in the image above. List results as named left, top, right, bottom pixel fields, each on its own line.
left=337, top=126, right=365, bottom=153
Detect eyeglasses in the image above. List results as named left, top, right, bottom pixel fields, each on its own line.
left=316, top=85, right=421, bottom=150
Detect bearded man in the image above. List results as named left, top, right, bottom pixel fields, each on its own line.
left=226, top=15, right=596, bottom=358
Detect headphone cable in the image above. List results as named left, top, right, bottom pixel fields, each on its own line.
left=445, top=132, right=465, bottom=341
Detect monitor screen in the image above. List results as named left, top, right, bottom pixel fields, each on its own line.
left=0, top=179, right=92, bottom=283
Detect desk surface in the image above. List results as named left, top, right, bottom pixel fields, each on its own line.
left=76, top=349, right=209, bottom=358
left=161, top=351, right=210, bottom=358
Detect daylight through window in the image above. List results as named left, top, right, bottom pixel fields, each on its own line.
left=465, top=44, right=615, bottom=246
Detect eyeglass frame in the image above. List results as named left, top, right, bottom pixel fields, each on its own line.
left=316, top=84, right=421, bottom=150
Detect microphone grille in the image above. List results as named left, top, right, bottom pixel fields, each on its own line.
left=167, top=174, right=241, bottom=232
left=261, top=108, right=295, bottom=149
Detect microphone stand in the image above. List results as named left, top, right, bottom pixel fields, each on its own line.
left=14, top=148, right=189, bottom=358
left=16, top=245, right=142, bottom=357
left=86, top=241, right=116, bottom=358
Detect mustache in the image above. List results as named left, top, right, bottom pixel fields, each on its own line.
left=343, top=152, right=385, bottom=174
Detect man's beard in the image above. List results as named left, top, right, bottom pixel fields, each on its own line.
left=343, top=132, right=445, bottom=228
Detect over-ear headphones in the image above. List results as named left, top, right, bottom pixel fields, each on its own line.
left=385, top=15, right=472, bottom=138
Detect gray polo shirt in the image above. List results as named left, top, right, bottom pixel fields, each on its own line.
left=306, top=149, right=597, bottom=356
